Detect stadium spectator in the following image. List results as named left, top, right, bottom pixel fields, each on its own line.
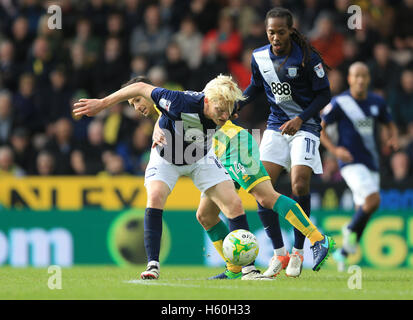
left=68, top=43, right=94, bottom=96
left=163, top=42, right=191, bottom=89
left=0, top=145, right=25, bottom=176
left=117, top=120, right=152, bottom=175
left=46, top=67, right=75, bottom=124
left=36, top=14, right=64, bottom=63
left=122, top=0, right=146, bottom=31
left=102, top=102, right=135, bottom=147
left=18, top=0, right=44, bottom=37
left=12, top=73, right=40, bottom=133
left=229, top=47, right=253, bottom=91
left=129, top=4, right=172, bottom=65
left=328, top=69, right=345, bottom=96
left=394, top=0, right=413, bottom=50
left=296, top=0, right=322, bottom=35
left=221, top=0, right=260, bottom=38
left=330, top=0, right=353, bottom=34
left=147, top=65, right=182, bottom=91
left=105, top=12, right=129, bottom=61
left=241, top=18, right=268, bottom=51
left=130, top=54, right=149, bottom=79
left=352, top=12, right=381, bottom=62
left=172, top=16, right=203, bottom=70
left=338, top=37, right=361, bottom=78
left=201, top=10, right=242, bottom=67
left=93, top=37, right=129, bottom=97
left=35, top=149, right=56, bottom=176
left=188, top=0, right=219, bottom=34
left=72, top=18, right=101, bottom=67
left=0, top=40, right=19, bottom=91
left=44, top=117, right=76, bottom=175
left=159, top=0, right=186, bottom=32
left=310, top=12, right=345, bottom=68
left=366, top=0, right=395, bottom=41
left=25, top=36, right=55, bottom=90
left=388, top=68, right=413, bottom=130
left=0, top=89, right=15, bottom=145
left=81, top=0, right=109, bottom=38
left=75, top=119, right=112, bottom=175
left=9, top=127, right=36, bottom=174
left=70, top=149, right=87, bottom=175
left=98, top=151, right=129, bottom=177
left=10, top=16, right=32, bottom=65
left=368, top=42, right=402, bottom=96
left=390, top=150, right=411, bottom=183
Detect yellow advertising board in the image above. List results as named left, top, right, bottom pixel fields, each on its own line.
left=0, top=176, right=258, bottom=210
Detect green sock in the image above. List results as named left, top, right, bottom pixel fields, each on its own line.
left=273, top=195, right=323, bottom=245
left=206, top=220, right=242, bottom=273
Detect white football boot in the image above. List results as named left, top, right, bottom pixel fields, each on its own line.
left=285, top=251, right=304, bottom=277
left=241, top=266, right=272, bottom=280
left=140, top=261, right=160, bottom=280
left=263, top=252, right=290, bottom=277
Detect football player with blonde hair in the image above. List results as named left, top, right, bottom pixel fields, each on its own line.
left=73, top=74, right=266, bottom=280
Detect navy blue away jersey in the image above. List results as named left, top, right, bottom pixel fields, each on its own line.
left=151, top=87, right=217, bottom=165
left=322, top=90, right=392, bottom=171
left=251, top=42, right=330, bottom=136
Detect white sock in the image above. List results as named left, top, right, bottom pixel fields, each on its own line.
left=148, top=260, right=160, bottom=268
left=274, top=247, right=287, bottom=256
left=292, top=247, right=304, bottom=256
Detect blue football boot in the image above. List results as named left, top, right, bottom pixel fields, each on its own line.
left=311, top=235, right=335, bottom=271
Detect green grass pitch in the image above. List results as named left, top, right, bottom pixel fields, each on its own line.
left=1, top=265, right=413, bottom=300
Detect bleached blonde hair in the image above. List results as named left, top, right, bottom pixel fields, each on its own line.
left=203, top=74, right=246, bottom=114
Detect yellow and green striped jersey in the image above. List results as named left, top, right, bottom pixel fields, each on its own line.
left=213, top=120, right=245, bottom=159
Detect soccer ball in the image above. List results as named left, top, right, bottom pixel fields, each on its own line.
left=222, top=229, right=259, bottom=266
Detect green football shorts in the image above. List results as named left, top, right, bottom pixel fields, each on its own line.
left=218, top=129, right=270, bottom=192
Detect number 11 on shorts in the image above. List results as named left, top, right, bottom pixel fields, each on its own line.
left=304, top=137, right=316, bottom=156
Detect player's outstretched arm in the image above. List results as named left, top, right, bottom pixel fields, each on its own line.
left=73, top=82, right=157, bottom=117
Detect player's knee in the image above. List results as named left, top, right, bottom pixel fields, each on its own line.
left=256, top=196, right=274, bottom=210
left=363, top=193, right=380, bottom=213
left=291, top=180, right=310, bottom=196
left=147, top=189, right=168, bottom=208
left=225, top=196, right=244, bottom=218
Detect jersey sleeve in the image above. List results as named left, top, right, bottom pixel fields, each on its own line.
left=321, top=98, right=341, bottom=124
left=308, top=51, right=330, bottom=91
left=378, top=98, right=393, bottom=124
left=250, top=54, right=264, bottom=88
left=150, top=87, right=184, bottom=116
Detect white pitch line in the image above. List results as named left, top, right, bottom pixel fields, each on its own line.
left=124, top=280, right=413, bottom=297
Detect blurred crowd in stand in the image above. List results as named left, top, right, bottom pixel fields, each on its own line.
left=0, top=0, right=412, bottom=185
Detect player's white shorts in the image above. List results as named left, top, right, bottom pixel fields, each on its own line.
left=144, top=147, right=231, bottom=193
left=340, top=163, right=380, bottom=206
left=259, top=129, right=323, bottom=174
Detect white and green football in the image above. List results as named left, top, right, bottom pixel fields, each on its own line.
left=222, top=229, right=259, bottom=266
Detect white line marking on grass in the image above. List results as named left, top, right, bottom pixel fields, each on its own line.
left=125, top=280, right=201, bottom=288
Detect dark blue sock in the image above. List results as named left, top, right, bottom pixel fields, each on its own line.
left=293, top=194, right=311, bottom=249
left=144, top=208, right=163, bottom=262
left=347, top=207, right=370, bottom=241
left=257, top=201, right=284, bottom=249
left=227, top=214, right=249, bottom=232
